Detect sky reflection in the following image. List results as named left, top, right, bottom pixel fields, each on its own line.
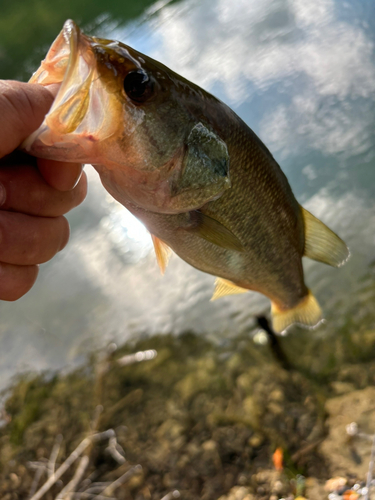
left=0, top=0, right=374, bottom=387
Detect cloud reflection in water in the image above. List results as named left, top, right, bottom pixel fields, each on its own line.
left=0, top=0, right=374, bottom=386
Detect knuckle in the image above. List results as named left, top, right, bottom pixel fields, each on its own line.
left=58, top=216, right=70, bottom=251
left=29, top=218, right=64, bottom=263
left=0, top=213, right=6, bottom=248
left=29, top=186, right=49, bottom=216
left=26, top=229, right=43, bottom=264
left=0, top=183, right=6, bottom=207
left=32, top=216, right=70, bottom=262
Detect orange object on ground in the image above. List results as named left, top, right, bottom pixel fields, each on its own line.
left=343, top=490, right=359, bottom=500
left=272, top=447, right=283, bottom=471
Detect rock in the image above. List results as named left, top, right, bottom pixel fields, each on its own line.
left=305, top=477, right=329, bottom=500
left=217, top=486, right=255, bottom=500
left=174, top=357, right=218, bottom=401
left=248, top=434, right=264, bottom=448
left=330, top=381, right=356, bottom=395
left=9, top=473, right=19, bottom=487
left=156, top=419, right=185, bottom=441
left=319, top=386, right=375, bottom=477
left=337, top=363, right=375, bottom=390
left=242, top=396, right=261, bottom=428
left=267, top=401, right=284, bottom=416
left=268, top=389, right=285, bottom=403
left=251, top=468, right=289, bottom=498
left=202, top=439, right=218, bottom=452
left=324, top=476, right=347, bottom=492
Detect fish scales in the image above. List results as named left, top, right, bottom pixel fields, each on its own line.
left=128, top=96, right=307, bottom=307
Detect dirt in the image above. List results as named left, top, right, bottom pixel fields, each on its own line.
left=0, top=328, right=374, bottom=500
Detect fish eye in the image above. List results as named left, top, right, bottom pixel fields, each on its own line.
left=123, top=70, right=154, bottom=103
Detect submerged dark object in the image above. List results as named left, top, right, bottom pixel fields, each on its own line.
left=256, top=316, right=291, bottom=371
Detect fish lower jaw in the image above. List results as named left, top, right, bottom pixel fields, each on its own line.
left=22, top=131, right=97, bottom=163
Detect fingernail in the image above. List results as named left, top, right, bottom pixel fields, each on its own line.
left=0, top=183, right=6, bottom=206
left=71, top=167, right=83, bottom=189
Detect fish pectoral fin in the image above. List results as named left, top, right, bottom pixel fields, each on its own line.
left=301, top=206, right=349, bottom=267
left=271, top=290, right=322, bottom=334
left=184, top=210, right=245, bottom=252
left=211, top=278, right=248, bottom=301
left=151, top=234, right=172, bottom=275
left=169, top=122, right=231, bottom=210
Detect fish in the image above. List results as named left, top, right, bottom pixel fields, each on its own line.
left=23, top=20, right=349, bottom=333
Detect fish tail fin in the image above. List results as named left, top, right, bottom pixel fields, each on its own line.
left=271, top=290, right=322, bottom=334
left=301, top=206, right=349, bottom=267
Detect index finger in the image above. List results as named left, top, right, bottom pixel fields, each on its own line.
left=37, top=158, right=84, bottom=192
left=0, top=80, right=53, bottom=159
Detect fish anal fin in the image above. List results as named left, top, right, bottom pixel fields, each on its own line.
left=151, top=234, right=172, bottom=275
left=301, top=206, right=349, bottom=267
left=211, top=277, right=248, bottom=301
left=185, top=211, right=244, bottom=252
left=271, top=290, right=322, bottom=333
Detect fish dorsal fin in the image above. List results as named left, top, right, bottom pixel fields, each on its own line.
left=185, top=211, right=245, bottom=252
left=271, top=289, right=322, bottom=333
left=211, top=278, right=248, bottom=301
left=301, top=207, right=349, bottom=267
left=151, top=234, right=172, bottom=275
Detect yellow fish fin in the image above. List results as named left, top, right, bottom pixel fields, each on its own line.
left=271, top=290, right=322, bottom=334
left=186, top=211, right=244, bottom=252
left=151, top=234, right=172, bottom=275
left=301, top=206, right=349, bottom=267
left=211, top=278, right=248, bottom=301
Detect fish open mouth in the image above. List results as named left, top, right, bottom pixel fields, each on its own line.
left=22, top=20, right=118, bottom=157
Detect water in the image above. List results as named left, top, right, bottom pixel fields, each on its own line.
left=0, top=0, right=375, bottom=388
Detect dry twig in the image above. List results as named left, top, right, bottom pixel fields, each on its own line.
left=49, top=435, right=63, bottom=478
left=29, top=465, right=47, bottom=498
left=105, top=436, right=126, bottom=465
left=98, top=464, right=142, bottom=497
left=30, top=430, right=114, bottom=500
left=56, top=455, right=90, bottom=500
left=160, top=491, right=181, bottom=500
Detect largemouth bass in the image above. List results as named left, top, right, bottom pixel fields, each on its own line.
left=23, top=20, right=349, bottom=333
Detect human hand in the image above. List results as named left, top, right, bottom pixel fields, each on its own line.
left=0, top=80, right=87, bottom=300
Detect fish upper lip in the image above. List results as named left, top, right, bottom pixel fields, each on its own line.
left=22, top=20, right=122, bottom=153
left=23, top=21, right=96, bottom=147
left=62, top=19, right=79, bottom=46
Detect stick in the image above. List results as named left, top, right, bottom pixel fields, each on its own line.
left=56, top=455, right=90, bottom=500
left=106, top=436, right=126, bottom=465
left=72, top=494, right=115, bottom=500
left=30, top=431, right=115, bottom=500
left=98, top=465, right=142, bottom=497
left=49, top=435, right=63, bottom=477
left=29, top=466, right=46, bottom=498
left=82, top=485, right=111, bottom=494
left=160, top=491, right=180, bottom=500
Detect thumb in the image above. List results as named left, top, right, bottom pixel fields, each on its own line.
left=0, top=80, right=53, bottom=159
